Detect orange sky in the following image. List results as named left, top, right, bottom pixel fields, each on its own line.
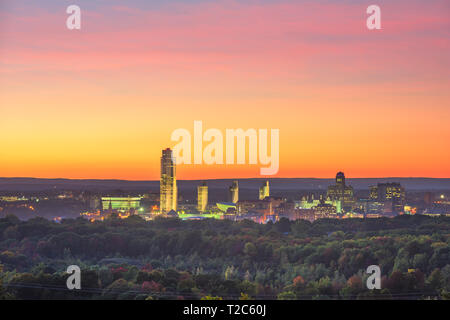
left=1, top=0, right=449, bottom=179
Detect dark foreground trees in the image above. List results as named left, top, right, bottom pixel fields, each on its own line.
left=0, top=214, right=448, bottom=299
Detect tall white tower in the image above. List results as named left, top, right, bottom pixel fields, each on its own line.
left=160, top=148, right=177, bottom=213
left=259, top=180, right=270, bottom=200
left=197, top=182, right=208, bottom=213
left=229, top=180, right=239, bottom=204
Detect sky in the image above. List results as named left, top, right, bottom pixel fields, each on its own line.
left=0, top=0, right=449, bottom=180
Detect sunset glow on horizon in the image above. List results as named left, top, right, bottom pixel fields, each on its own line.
left=1, top=0, right=449, bottom=180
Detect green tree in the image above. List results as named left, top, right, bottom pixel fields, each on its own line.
left=277, top=291, right=296, bottom=300
left=201, top=295, right=223, bottom=300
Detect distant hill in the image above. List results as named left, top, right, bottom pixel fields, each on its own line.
left=1, top=177, right=450, bottom=192
left=1, top=177, right=449, bottom=204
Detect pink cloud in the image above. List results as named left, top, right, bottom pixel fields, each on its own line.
left=0, top=0, right=449, bottom=89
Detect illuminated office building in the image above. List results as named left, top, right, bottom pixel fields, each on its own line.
left=326, top=172, right=355, bottom=211
left=160, top=148, right=177, bottom=213
left=314, top=203, right=337, bottom=215
left=229, top=180, right=239, bottom=204
left=197, top=182, right=208, bottom=213
left=101, top=197, right=142, bottom=212
left=259, top=180, right=270, bottom=200
left=370, top=182, right=405, bottom=212
left=369, top=185, right=378, bottom=200
left=296, top=195, right=342, bottom=214
left=424, top=192, right=434, bottom=206
left=216, top=202, right=237, bottom=213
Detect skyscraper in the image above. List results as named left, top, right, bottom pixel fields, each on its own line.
left=424, top=192, right=434, bottom=207
left=327, top=172, right=354, bottom=211
left=259, top=180, right=270, bottom=200
left=369, top=182, right=405, bottom=213
left=160, top=148, right=177, bottom=214
left=197, top=182, right=208, bottom=213
left=229, top=180, right=239, bottom=204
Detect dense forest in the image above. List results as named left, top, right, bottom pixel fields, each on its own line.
left=0, top=214, right=449, bottom=300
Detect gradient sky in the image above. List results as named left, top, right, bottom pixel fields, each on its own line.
left=1, top=0, right=449, bottom=180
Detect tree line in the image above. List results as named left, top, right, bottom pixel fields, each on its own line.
left=0, top=214, right=449, bottom=299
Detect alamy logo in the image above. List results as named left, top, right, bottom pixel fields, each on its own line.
left=366, top=265, right=381, bottom=289
left=171, top=121, right=279, bottom=175
left=66, top=265, right=81, bottom=290
left=64, top=5, right=379, bottom=32
left=66, top=5, right=81, bottom=30
left=366, top=5, right=381, bottom=30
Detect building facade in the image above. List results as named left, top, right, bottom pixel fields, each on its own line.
left=101, top=197, right=141, bottom=212
left=197, top=182, right=208, bottom=213
left=369, top=182, right=405, bottom=213
left=326, top=172, right=355, bottom=211
left=229, top=180, right=239, bottom=203
left=259, top=180, right=270, bottom=200
left=160, top=148, right=177, bottom=213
